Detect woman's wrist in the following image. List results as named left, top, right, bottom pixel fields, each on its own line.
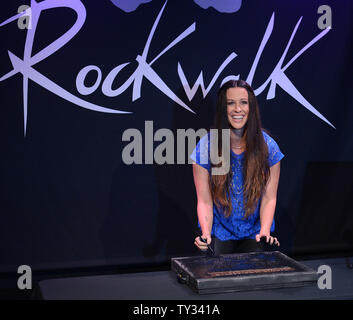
left=259, top=227, right=271, bottom=235
left=201, top=230, right=211, bottom=238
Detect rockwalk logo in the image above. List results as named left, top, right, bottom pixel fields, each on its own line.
left=0, top=0, right=334, bottom=136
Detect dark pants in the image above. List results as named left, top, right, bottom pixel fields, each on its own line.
left=211, top=236, right=265, bottom=255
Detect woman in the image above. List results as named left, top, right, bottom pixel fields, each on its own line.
left=190, top=79, right=284, bottom=255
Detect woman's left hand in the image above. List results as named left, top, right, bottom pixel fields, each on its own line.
left=255, top=233, right=280, bottom=246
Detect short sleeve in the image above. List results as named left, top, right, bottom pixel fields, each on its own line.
left=190, top=133, right=211, bottom=172
left=263, top=132, right=285, bottom=167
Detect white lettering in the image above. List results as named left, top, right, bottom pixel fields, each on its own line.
left=317, top=265, right=332, bottom=289
left=17, top=265, right=32, bottom=290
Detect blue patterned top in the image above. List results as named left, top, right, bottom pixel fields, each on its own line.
left=190, top=130, right=284, bottom=240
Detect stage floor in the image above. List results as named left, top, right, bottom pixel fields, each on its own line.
left=36, top=256, right=353, bottom=300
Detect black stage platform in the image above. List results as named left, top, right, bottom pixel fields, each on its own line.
left=35, top=256, right=353, bottom=300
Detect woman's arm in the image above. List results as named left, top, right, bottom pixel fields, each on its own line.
left=256, top=161, right=281, bottom=245
left=192, top=162, right=214, bottom=250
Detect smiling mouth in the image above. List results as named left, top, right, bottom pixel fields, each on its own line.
left=231, top=115, right=244, bottom=120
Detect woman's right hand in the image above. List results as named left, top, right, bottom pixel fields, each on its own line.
left=194, top=234, right=212, bottom=251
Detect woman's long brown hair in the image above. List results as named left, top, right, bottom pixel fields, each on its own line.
left=209, top=80, right=270, bottom=219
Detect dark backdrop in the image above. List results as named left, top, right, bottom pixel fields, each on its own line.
left=0, top=0, right=352, bottom=272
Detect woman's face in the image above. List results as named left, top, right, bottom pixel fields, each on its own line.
left=226, top=87, right=249, bottom=130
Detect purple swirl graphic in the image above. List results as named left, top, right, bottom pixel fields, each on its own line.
left=194, top=0, right=242, bottom=13
left=110, top=0, right=152, bottom=13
